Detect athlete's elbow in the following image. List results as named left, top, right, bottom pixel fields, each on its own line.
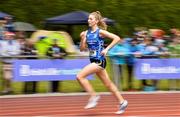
left=115, top=36, right=121, bottom=43
left=119, top=38, right=123, bottom=43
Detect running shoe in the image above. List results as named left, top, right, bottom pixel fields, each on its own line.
left=84, top=95, right=100, bottom=109
left=115, top=100, right=128, bottom=114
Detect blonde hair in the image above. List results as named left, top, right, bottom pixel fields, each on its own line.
left=90, top=11, right=107, bottom=30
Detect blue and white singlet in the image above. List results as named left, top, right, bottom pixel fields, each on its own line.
left=86, top=28, right=105, bottom=60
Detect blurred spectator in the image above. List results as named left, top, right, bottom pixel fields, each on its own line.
left=17, top=36, right=26, bottom=51
left=46, top=39, right=67, bottom=92
left=21, top=39, right=38, bottom=94
left=154, top=39, right=170, bottom=57
left=140, top=37, right=159, bottom=91
left=0, top=20, right=6, bottom=40
left=3, top=16, right=14, bottom=32
left=168, top=36, right=180, bottom=57
left=167, top=36, right=180, bottom=90
left=108, top=40, right=130, bottom=90
left=0, top=32, right=21, bottom=94
left=124, top=38, right=144, bottom=90
left=170, top=28, right=180, bottom=38
left=150, top=29, right=165, bottom=39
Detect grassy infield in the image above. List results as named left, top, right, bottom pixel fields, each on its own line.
left=0, top=58, right=172, bottom=94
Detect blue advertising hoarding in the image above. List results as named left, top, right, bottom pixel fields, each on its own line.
left=135, top=58, right=180, bottom=79
left=13, top=59, right=93, bottom=81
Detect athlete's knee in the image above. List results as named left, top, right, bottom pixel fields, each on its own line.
left=76, top=75, right=83, bottom=81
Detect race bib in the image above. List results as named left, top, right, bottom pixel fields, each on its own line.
left=89, top=49, right=97, bottom=57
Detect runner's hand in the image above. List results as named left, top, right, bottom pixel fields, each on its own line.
left=101, top=49, right=108, bottom=56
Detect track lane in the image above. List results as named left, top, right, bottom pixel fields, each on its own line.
left=0, top=92, right=179, bottom=116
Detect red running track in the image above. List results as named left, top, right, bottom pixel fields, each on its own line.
left=0, top=92, right=180, bottom=116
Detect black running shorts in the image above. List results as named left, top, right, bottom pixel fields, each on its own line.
left=90, top=58, right=106, bottom=69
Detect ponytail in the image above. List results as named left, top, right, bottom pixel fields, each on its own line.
left=90, top=11, right=107, bottom=30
